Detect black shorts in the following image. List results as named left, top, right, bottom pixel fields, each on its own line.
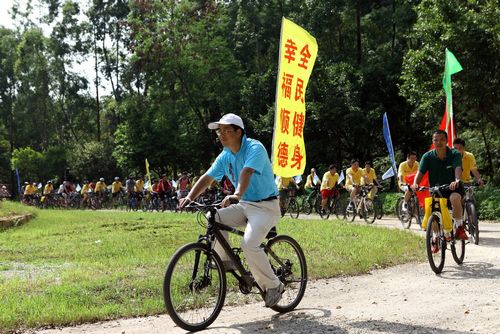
left=436, top=183, right=465, bottom=199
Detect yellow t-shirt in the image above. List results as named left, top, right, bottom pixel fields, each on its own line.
left=43, top=184, right=53, bottom=195
left=461, top=151, right=476, bottom=183
left=24, top=184, right=37, bottom=195
left=345, top=167, right=363, bottom=187
left=397, top=161, right=419, bottom=186
left=111, top=181, right=122, bottom=194
left=95, top=181, right=106, bottom=192
left=321, top=172, right=339, bottom=191
left=278, top=177, right=293, bottom=191
left=135, top=179, right=145, bottom=192
left=362, top=168, right=377, bottom=185
left=81, top=184, right=91, bottom=195
left=304, top=174, right=314, bottom=189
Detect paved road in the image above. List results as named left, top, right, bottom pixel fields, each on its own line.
left=35, top=217, right=500, bottom=334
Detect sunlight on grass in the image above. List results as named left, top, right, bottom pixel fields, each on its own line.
left=0, top=205, right=424, bottom=332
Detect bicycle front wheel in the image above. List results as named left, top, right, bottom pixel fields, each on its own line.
left=363, top=199, right=376, bottom=224
left=374, top=197, right=383, bottom=219
left=288, top=199, right=300, bottom=219
left=343, top=200, right=356, bottom=222
left=266, top=235, right=307, bottom=313
left=426, top=214, right=446, bottom=274
left=451, top=238, right=465, bottom=265
left=397, top=198, right=411, bottom=229
left=301, top=197, right=312, bottom=215
left=163, top=242, right=226, bottom=332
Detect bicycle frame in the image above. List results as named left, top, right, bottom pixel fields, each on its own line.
left=197, top=206, right=283, bottom=295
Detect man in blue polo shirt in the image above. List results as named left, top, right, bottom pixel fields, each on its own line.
left=179, top=113, right=283, bottom=308
left=412, top=129, right=467, bottom=241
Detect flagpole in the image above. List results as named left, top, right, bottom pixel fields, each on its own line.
left=271, top=17, right=285, bottom=166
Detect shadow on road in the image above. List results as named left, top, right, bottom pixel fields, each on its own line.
left=440, top=261, right=500, bottom=280
left=202, top=308, right=348, bottom=334
left=474, top=236, right=500, bottom=248
left=350, top=319, right=473, bottom=334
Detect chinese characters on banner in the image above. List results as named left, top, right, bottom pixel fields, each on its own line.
left=272, top=17, right=318, bottom=177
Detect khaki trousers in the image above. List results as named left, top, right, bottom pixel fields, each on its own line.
left=213, top=199, right=281, bottom=290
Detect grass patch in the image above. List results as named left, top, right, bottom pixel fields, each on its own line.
left=0, top=206, right=424, bottom=332
left=0, top=200, right=37, bottom=218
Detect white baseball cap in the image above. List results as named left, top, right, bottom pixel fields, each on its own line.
left=208, top=113, right=245, bottom=130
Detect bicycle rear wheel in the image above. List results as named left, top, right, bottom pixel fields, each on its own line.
left=266, top=235, right=307, bottom=313
left=288, top=199, right=300, bottom=219
left=363, top=199, right=376, bottom=224
left=319, top=199, right=330, bottom=220
left=164, top=242, right=226, bottom=332
left=465, top=202, right=479, bottom=245
left=426, top=214, right=446, bottom=274
left=451, top=238, right=465, bottom=265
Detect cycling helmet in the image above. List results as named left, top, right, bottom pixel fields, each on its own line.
left=114, top=177, right=120, bottom=181
left=99, top=177, right=104, bottom=182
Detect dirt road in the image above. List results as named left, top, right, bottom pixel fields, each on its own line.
left=36, top=218, right=500, bottom=334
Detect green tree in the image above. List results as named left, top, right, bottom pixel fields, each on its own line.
left=11, top=147, right=45, bottom=182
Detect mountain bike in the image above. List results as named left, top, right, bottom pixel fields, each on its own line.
left=421, top=185, right=465, bottom=274
left=463, top=184, right=479, bottom=245
left=373, top=187, right=384, bottom=220
left=318, top=188, right=343, bottom=220
left=301, top=185, right=320, bottom=215
left=343, top=185, right=377, bottom=224
left=396, top=185, right=423, bottom=229
left=163, top=202, right=307, bottom=332
left=126, top=192, right=139, bottom=211
left=280, top=187, right=300, bottom=219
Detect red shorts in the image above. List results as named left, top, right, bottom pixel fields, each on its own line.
left=321, top=188, right=339, bottom=199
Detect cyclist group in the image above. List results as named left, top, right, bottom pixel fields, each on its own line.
left=19, top=112, right=486, bottom=317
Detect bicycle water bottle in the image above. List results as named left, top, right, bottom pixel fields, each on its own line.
left=439, top=198, right=453, bottom=232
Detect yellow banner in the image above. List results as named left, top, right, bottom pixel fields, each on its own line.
left=272, top=17, right=318, bottom=177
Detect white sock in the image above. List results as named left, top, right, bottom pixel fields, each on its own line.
left=455, top=219, right=463, bottom=227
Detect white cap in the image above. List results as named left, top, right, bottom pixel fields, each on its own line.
left=208, top=113, right=244, bottom=130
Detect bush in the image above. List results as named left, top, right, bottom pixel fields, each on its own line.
left=474, top=184, right=500, bottom=220
left=378, top=191, right=400, bottom=215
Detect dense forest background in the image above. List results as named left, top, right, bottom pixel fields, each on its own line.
left=0, top=0, right=498, bottom=187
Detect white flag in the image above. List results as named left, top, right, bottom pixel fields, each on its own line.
left=294, top=175, right=303, bottom=184
left=382, top=167, right=396, bottom=180
left=338, top=170, right=345, bottom=184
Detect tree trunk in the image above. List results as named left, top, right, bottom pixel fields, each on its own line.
left=391, top=0, right=396, bottom=55
left=356, top=0, right=362, bottom=65
left=480, top=115, right=494, bottom=178
left=94, top=27, right=101, bottom=142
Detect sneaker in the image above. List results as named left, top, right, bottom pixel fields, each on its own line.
left=444, top=232, right=452, bottom=242
left=431, top=239, right=440, bottom=254
left=346, top=203, right=353, bottom=212
left=455, top=225, right=469, bottom=241
left=265, top=282, right=284, bottom=308
left=401, top=202, right=408, bottom=212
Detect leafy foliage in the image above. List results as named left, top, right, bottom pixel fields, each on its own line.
left=0, top=1, right=498, bottom=204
